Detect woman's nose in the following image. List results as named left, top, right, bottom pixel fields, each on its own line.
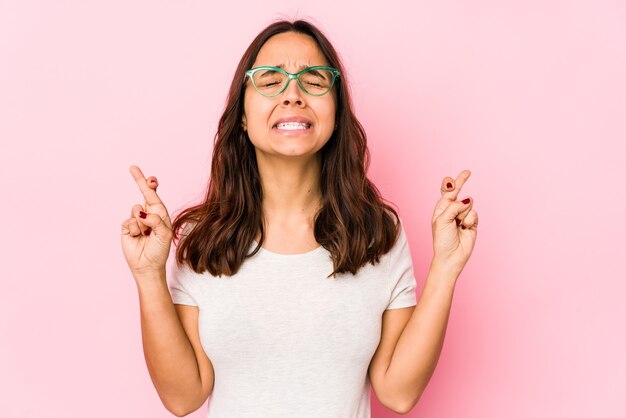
left=281, top=78, right=305, bottom=106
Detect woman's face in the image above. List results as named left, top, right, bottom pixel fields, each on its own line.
left=242, top=31, right=337, bottom=161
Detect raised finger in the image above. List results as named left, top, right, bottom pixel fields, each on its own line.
left=143, top=176, right=159, bottom=211
left=440, top=170, right=472, bottom=200
left=440, top=177, right=455, bottom=194
left=147, top=176, right=158, bottom=190
left=130, top=165, right=163, bottom=206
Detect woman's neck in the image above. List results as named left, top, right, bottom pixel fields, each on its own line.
left=256, top=153, right=322, bottom=221
left=257, top=153, right=321, bottom=254
left=253, top=152, right=324, bottom=253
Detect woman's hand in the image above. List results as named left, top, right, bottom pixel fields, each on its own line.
left=430, top=170, right=479, bottom=277
left=121, top=165, right=173, bottom=279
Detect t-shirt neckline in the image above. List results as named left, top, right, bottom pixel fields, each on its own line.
left=252, top=240, right=325, bottom=257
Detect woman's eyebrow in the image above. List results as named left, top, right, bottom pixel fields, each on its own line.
left=275, top=64, right=311, bottom=71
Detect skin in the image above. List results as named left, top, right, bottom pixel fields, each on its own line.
left=432, top=169, right=478, bottom=275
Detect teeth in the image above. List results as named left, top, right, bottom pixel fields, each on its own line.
left=276, top=122, right=310, bottom=130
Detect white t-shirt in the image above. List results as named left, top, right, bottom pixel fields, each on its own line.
left=168, top=220, right=417, bottom=418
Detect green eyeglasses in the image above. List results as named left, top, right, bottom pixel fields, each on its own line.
left=244, top=66, right=340, bottom=97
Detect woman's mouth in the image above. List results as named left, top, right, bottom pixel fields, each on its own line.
left=275, top=122, right=311, bottom=130
left=273, top=122, right=312, bottom=134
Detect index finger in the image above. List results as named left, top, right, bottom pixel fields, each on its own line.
left=129, top=165, right=163, bottom=205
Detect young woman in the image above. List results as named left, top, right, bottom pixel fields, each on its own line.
left=121, top=19, right=478, bottom=418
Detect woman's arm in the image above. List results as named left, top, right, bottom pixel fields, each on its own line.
left=136, top=269, right=214, bottom=416
left=382, top=261, right=458, bottom=413
left=387, top=170, right=478, bottom=412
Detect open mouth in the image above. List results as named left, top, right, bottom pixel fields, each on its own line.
left=273, top=122, right=312, bottom=131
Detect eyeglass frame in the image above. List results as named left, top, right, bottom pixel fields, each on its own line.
left=244, top=65, right=341, bottom=97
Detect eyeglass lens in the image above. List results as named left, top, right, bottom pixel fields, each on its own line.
left=252, top=68, right=334, bottom=96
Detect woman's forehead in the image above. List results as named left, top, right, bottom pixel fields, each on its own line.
left=253, top=32, right=329, bottom=68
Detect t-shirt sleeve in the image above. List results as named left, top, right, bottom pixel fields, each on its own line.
left=168, top=260, right=199, bottom=307
left=386, top=220, right=418, bottom=310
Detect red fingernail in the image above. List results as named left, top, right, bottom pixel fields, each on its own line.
left=150, top=178, right=157, bottom=184
left=455, top=218, right=461, bottom=226
left=461, top=225, right=466, bottom=230
left=144, top=227, right=151, bottom=236
left=462, top=198, right=470, bottom=204
left=447, top=182, right=453, bottom=189
left=139, top=211, right=147, bottom=219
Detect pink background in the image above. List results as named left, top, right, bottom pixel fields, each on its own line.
left=2, top=0, right=625, bottom=417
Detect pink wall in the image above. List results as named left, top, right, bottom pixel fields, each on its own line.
left=1, top=0, right=625, bottom=417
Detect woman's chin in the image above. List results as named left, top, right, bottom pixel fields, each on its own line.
left=255, top=144, right=322, bottom=160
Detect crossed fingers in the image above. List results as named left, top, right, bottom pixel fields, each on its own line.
left=122, top=165, right=171, bottom=237
left=130, top=165, right=163, bottom=208
left=432, top=170, right=478, bottom=229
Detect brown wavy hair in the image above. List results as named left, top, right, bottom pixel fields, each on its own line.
left=171, top=19, right=399, bottom=278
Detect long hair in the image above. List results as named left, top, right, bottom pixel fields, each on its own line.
left=171, top=19, right=399, bottom=278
